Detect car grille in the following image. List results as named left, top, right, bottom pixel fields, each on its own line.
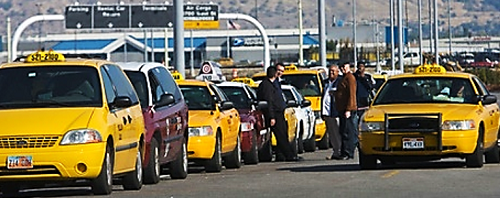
left=388, top=117, right=441, bottom=132
left=0, top=136, right=59, bottom=149
left=0, top=165, right=60, bottom=176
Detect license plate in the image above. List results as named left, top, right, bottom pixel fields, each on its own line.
left=7, top=155, right=33, bottom=169
left=402, top=138, right=424, bottom=149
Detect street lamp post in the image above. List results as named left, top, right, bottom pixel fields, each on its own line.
left=298, top=0, right=304, bottom=66
left=353, top=0, right=357, bottom=68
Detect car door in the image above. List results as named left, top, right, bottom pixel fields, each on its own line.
left=149, top=67, right=186, bottom=162
left=210, top=84, right=239, bottom=153
left=101, top=64, right=142, bottom=172
left=472, top=77, right=500, bottom=145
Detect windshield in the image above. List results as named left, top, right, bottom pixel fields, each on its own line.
left=219, top=87, right=252, bottom=109
left=125, top=71, right=149, bottom=109
left=179, top=85, right=216, bottom=110
left=0, top=66, right=102, bottom=109
left=253, top=73, right=321, bottom=96
left=373, top=77, right=476, bottom=105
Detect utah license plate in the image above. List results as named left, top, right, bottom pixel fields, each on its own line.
left=402, top=138, right=424, bottom=149
left=7, top=155, right=33, bottom=169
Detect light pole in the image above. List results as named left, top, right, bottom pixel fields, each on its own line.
left=448, top=0, right=452, bottom=54
left=353, top=0, right=357, bottom=68
left=298, top=0, right=304, bottom=66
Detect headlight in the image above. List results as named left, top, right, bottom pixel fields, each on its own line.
left=359, top=121, right=385, bottom=132
left=189, top=126, right=213, bottom=137
left=241, top=122, right=254, bottom=131
left=60, top=129, right=102, bottom=145
left=442, top=120, right=476, bottom=130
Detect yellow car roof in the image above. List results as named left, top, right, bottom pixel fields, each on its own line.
left=176, top=79, right=213, bottom=86
left=0, top=58, right=111, bottom=68
left=252, top=68, right=322, bottom=78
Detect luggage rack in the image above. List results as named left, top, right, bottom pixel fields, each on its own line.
left=384, top=113, right=442, bottom=151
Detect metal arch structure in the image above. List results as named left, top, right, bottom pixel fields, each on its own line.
left=11, top=15, right=65, bottom=62
left=11, top=14, right=270, bottom=70
left=219, top=13, right=271, bottom=71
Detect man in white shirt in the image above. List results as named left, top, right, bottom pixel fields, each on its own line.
left=321, top=64, right=343, bottom=160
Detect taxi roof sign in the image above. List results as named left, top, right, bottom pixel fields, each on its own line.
left=231, top=77, right=255, bottom=85
left=284, top=65, right=298, bottom=71
left=25, top=50, right=65, bottom=63
left=171, top=70, right=184, bottom=81
left=414, top=64, right=446, bottom=74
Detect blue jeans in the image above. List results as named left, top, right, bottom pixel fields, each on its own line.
left=339, top=110, right=359, bottom=158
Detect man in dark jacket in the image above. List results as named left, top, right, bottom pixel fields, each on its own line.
left=321, top=64, right=343, bottom=160
left=257, top=65, right=298, bottom=161
left=335, top=62, right=358, bottom=160
left=354, top=62, right=375, bottom=119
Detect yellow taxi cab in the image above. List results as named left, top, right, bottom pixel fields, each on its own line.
left=358, top=64, right=500, bottom=169
left=252, top=66, right=329, bottom=149
left=237, top=77, right=299, bottom=158
left=0, top=51, right=145, bottom=195
left=176, top=80, right=241, bottom=172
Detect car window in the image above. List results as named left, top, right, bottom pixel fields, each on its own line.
left=179, top=85, right=215, bottom=110
left=210, top=84, right=229, bottom=102
left=283, top=89, right=295, bottom=102
left=291, top=87, right=305, bottom=104
left=125, top=71, right=149, bottom=108
left=149, top=67, right=183, bottom=104
left=245, top=85, right=257, bottom=100
left=102, top=64, right=140, bottom=106
left=0, top=66, right=102, bottom=109
left=373, top=77, right=476, bottom=105
left=219, top=86, right=251, bottom=109
left=253, top=74, right=321, bottom=97
left=472, top=77, right=489, bottom=96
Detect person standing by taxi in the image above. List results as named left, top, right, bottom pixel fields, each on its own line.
left=354, top=62, right=375, bottom=119
left=257, top=65, right=298, bottom=162
left=335, top=62, right=358, bottom=160
left=322, top=64, right=343, bottom=160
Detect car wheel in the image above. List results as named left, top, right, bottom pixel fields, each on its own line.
left=466, top=127, right=484, bottom=168
left=290, top=133, right=298, bottom=158
left=258, top=137, right=273, bottom=162
left=205, top=133, right=222, bottom=173
left=224, top=135, right=242, bottom=169
left=122, top=145, right=143, bottom=190
left=303, top=125, right=316, bottom=152
left=317, top=131, right=329, bottom=150
left=244, top=130, right=259, bottom=165
left=143, top=138, right=160, bottom=184
left=91, top=144, right=113, bottom=195
left=169, top=138, right=188, bottom=179
left=358, top=149, right=377, bottom=170
left=485, top=141, right=500, bottom=164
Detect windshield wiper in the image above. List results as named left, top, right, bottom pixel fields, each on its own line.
left=34, top=99, right=73, bottom=107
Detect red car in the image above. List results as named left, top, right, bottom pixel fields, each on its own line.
left=217, top=82, right=273, bottom=164
left=470, top=58, right=495, bottom=68
left=119, top=62, right=189, bottom=184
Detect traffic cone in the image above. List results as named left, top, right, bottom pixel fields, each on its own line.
left=232, top=69, right=238, bottom=78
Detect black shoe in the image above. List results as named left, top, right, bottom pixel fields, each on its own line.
left=275, top=154, right=286, bottom=162
left=326, top=154, right=343, bottom=160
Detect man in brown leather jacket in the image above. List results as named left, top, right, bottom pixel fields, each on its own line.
left=335, top=62, right=358, bottom=160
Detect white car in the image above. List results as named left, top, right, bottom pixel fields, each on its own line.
left=281, top=85, right=316, bottom=153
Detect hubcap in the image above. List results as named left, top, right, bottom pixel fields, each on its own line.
left=136, top=150, right=142, bottom=182
left=217, top=138, right=222, bottom=165
left=105, top=152, right=112, bottom=186
left=237, top=136, right=241, bottom=162
left=154, top=146, right=160, bottom=177
left=182, top=142, right=188, bottom=173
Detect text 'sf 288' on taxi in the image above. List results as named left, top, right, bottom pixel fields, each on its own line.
left=358, top=64, right=500, bottom=169
left=0, top=51, right=145, bottom=195
left=177, top=80, right=241, bottom=173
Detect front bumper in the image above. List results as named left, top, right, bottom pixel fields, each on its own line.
left=0, top=142, right=106, bottom=181
left=188, top=135, right=216, bottom=159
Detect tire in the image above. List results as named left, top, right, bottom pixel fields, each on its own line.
left=169, top=139, right=188, bottom=179
left=205, top=134, right=222, bottom=173
left=290, top=134, right=298, bottom=158
left=122, top=146, right=143, bottom=190
left=244, top=131, right=259, bottom=165
left=485, top=142, right=500, bottom=164
left=304, top=126, right=316, bottom=152
left=258, top=138, right=273, bottom=162
left=358, top=149, right=377, bottom=170
left=91, top=144, right=113, bottom=195
left=380, top=158, right=396, bottom=166
left=143, top=138, right=160, bottom=184
left=466, top=128, right=484, bottom=168
left=297, top=124, right=304, bottom=154
left=224, top=135, right=242, bottom=169
left=317, top=131, right=329, bottom=150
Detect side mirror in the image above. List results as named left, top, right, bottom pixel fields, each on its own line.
left=482, top=95, right=497, bottom=105
left=220, top=101, right=235, bottom=111
left=156, top=93, right=175, bottom=107
left=256, top=101, right=268, bottom=110
left=286, top=100, right=299, bottom=108
left=301, top=99, right=312, bottom=107
left=113, top=96, right=132, bottom=108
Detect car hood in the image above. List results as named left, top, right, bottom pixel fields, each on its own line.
left=188, top=110, right=218, bottom=127
left=0, top=108, right=95, bottom=136
left=364, top=104, right=479, bottom=121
